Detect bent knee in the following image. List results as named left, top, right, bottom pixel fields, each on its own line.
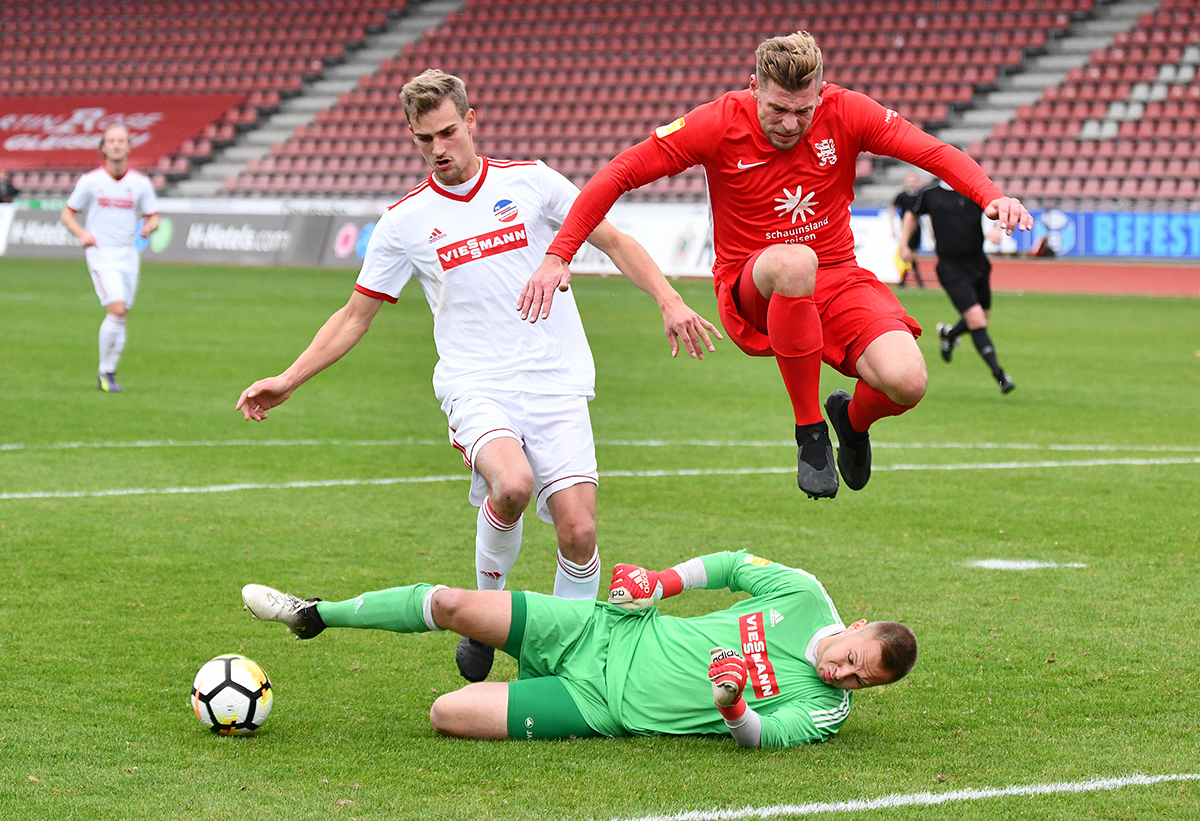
left=490, top=475, right=534, bottom=515
left=891, top=366, right=928, bottom=407
left=430, top=587, right=473, bottom=629
left=429, top=694, right=456, bottom=736
left=756, top=244, right=818, bottom=296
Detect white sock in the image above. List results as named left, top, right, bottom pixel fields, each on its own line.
left=474, top=500, right=523, bottom=591
left=98, top=314, right=126, bottom=373
left=554, top=546, right=600, bottom=600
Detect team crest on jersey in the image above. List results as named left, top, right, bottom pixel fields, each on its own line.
left=740, top=612, right=780, bottom=699
left=813, top=138, right=837, bottom=167
left=774, top=184, right=819, bottom=224
left=744, top=556, right=770, bottom=567
left=655, top=117, right=685, bottom=138
left=493, top=199, right=519, bottom=223
left=437, top=224, right=529, bottom=271
left=884, top=108, right=898, bottom=124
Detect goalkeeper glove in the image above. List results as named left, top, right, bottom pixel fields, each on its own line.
left=708, top=647, right=749, bottom=720
left=607, top=564, right=682, bottom=611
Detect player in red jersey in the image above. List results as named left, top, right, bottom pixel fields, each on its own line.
left=519, top=32, right=1032, bottom=500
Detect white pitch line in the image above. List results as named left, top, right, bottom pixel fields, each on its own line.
left=2, top=438, right=1199, bottom=453
left=2, top=457, right=1197, bottom=501
left=605, top=773, right=1200, bottom=821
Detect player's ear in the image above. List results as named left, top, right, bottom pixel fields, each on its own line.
left=847, top=619, right=868, bottom=631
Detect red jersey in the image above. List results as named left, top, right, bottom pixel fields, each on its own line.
left=548, top=84, right=1003, bottom=286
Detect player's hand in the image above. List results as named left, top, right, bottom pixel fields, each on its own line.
left=984, top=196, right=1033, bottom=235
left=518, top=254, right=572, bottom=323
left=607, top=564, right=662, bottom=610
left=236, top=376, right=296, bottom=421
left=708, top=648, right=749, bottom=708
left=80, top=231, right=98, bottom=247
left=660, top=297, right=722, bottom=360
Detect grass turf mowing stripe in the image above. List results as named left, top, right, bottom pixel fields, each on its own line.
left=607, top=773, right=1200, bottom=821
left=2, top=457, right=1197, bottom=500
left=2, top=439, right=1200, bottom=452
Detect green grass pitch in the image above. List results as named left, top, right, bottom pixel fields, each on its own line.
left=1, top=256, right=1197, bottom=820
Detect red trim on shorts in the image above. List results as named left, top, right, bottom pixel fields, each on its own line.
left=536, top=473, right=598, bottom=508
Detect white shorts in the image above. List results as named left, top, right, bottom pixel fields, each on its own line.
left=85, top=246, right=140, bottom=308
left=446, top=390, right=598, bottom=525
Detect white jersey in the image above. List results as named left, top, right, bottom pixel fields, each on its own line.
left=356, top=157, right=595, bottom=407
left=65, top=167, right=159, bottom=249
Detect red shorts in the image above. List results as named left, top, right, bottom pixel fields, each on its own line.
left=714, top=252, right=922, bottom=379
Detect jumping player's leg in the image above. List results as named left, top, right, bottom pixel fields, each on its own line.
left=818, top=266, right=926, bottom=491
left=545, top=482, right=600, bottom=599
left=738, top=245, right=837, bottom=499
left=851, top=330, right=928, bottom=425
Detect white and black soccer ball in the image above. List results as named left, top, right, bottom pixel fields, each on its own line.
left=191, top=654, right=273, bottom=735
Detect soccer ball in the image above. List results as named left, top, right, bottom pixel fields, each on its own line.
left=190, top=654, right=273, bottom=735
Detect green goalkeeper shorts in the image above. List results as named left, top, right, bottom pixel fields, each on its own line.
left=502, top=591, right=623, bottom=739
left=506, top=676, right=599, bottom=740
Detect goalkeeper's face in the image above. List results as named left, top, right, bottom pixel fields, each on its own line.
left=814, top=620, right=890, bottom=690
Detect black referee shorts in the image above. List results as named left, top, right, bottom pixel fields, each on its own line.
left=935, top=252, right=992, bottom=314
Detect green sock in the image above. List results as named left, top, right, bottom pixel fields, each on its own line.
left=315, top=584, right=439, bottom=633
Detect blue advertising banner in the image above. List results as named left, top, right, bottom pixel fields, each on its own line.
left=1021, top=210, right=1200, bottom=259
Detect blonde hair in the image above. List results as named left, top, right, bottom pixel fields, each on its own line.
left=755, top=31, right=823, bottom=92
left=98, top=123, right=130, bottom=152
left=400, top=69, right=470, bottom=124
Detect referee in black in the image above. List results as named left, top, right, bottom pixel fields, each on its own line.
left=901, top=180, right=1014, bottom=394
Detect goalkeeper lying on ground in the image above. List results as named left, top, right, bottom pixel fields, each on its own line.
left=241, top=550, right=917, bottom=748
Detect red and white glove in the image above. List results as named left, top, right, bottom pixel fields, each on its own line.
left=708, top=647, right=749, bottom=719
left=607, top=564, right=683, bottom=611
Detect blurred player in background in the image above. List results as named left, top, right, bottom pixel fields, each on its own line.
left=60, top=124, right=159, bottom=393
left=241, top=549, right=917, bottom=747
left=901, top=179, right=1015, bottom=394
left=891, top=172, right=926, bottom=288
left=0, top=169, right=19, bottom=203
left=236, top=70, right=719, bottom=682
left=521, top=31, right=1031, bottom=499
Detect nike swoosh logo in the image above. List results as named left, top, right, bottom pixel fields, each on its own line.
left=737, top=160, right=767, bottom=169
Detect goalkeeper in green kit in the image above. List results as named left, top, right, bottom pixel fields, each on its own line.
left=242, top=550, right=917, bottom=748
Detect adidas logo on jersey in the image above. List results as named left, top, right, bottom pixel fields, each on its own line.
left=770, top=608, right=784, bottom=628
left=428, top=228, right=446, bottom=244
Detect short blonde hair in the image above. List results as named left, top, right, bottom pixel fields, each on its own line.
left=755, top=31, right=823, bottom=92
left=400, top=69, right=470, bottom=124
left=98, top=123, right=130, bottom=152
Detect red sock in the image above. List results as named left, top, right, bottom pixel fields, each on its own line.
left=767, top=295, right=823, bottom=426
left=847, top=379, right=916, bottom=433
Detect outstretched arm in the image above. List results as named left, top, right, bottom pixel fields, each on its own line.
left=236, top=290, right=383, bottom=421
left=584, top=220, right=721, bottom=359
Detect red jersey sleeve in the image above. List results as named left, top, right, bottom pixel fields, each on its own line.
left=839, top=89, right=1003, bottom=207
left=545, top=103, right=722, bottom=261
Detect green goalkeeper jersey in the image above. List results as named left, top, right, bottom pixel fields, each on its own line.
left=603, top=550, right=852, bottom=748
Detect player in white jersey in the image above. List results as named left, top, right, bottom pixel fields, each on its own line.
left=61, top=124, right=159, bottom=393
left=236, top=70, right=720, bottom=682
